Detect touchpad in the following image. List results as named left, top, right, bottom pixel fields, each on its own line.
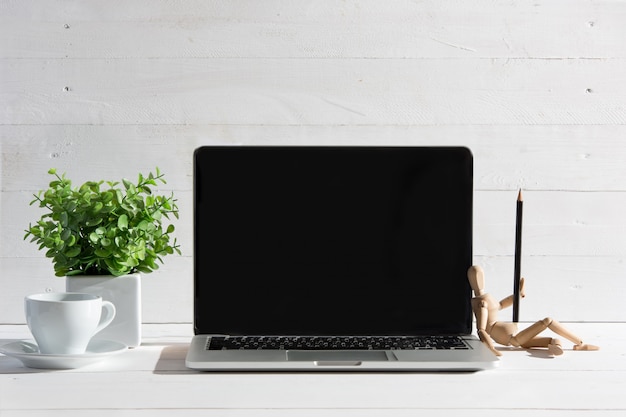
left=287, top=350, right=389, bottom=363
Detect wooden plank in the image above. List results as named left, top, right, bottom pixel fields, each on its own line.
left=6, top=184, right=626, bottom=257
left=3, top=411, right=623, bottom=417
left=2, top=126, right=626, bottom=323
left=0, top=256, right=193, bottom=325
left=0, top=323, right=619, bottom=372
left=2, top=58, right=626, bottom=125
left=468, top=256, right=626, bottom=324
left=475, top=190, right=626, bottom=257
left=1, top=323, right=620, bottom=415
left=2, top=0, right=625, bottom=333
left=2, top=0, right=625, bottom=59
left=1, top=369, right=625, bottom=411
left=3, top=125, right=626, bottom=192
left=0, top=323, right=194, bottom=342
left=1, top=254, right=623, bottom=324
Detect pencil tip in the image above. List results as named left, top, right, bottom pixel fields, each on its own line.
left=518, top=189, right=523, bottom=201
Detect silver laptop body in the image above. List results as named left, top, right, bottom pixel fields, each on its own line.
left=186, top=146, right=499, bottom=371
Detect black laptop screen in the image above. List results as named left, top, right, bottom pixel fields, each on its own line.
left=194, top=146, right=473, bottom=336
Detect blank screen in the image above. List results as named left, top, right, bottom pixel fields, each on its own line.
left=194, top=146, right=473, bottom=336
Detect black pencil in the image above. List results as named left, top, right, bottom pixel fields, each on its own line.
left=513, top=189, right=523, bottom=322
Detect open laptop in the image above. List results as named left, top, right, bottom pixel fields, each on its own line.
left=186, top=146, right=499, bottom=371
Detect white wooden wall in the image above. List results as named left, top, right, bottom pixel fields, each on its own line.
left=2, top=0, right=625, bottom=325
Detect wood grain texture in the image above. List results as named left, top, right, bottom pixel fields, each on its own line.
left=3, top=58, right=626, bottom=125
left=6, top=188, right=626, bottom=258
left=3, top=125, right=626, bottom=191
left=0, top=329, right=623, bottom=411
left=3, top=372, right=621, bottom=409
left=0, top=323, right=623, bottom=415
left=2, top=0, right=625, bottom=59
left=2, top=0, right=625, bottom=325
left=3, top=254, right=623, bottom=323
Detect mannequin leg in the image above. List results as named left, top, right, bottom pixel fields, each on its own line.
left=546, top=318, right=599, bottom=350
left=520, top=336, right=552, bottom=348
left=510, top=319, right=550, bottom=347
left=520, top=337, right=563, bottom=355
left=544, top=318, right=584, bottom=345
left=511, top=319, right=564, bottom=355
left=513, top=317, right=599, bottom=352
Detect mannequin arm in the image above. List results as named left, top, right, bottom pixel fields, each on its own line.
left=477, top=329, right=501, bottom=357
left=472, top=299, right=501, bottom=356
left=498, top=277, right=525, bottom=309
left=499, top=295, right=514, bottom=310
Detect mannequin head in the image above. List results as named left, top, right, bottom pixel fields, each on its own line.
left=467, top=265, right=486, bottom=295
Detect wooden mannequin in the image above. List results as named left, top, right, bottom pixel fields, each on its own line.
left=467, top=265, right=599, bottom=356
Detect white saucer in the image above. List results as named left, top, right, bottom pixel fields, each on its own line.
left=0, top=339, right=127, bottom=369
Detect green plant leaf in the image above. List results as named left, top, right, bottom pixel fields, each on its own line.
left=64, top=246, right=81, bottom=258
left=89, top=232, right=100, bottom=244
left=118, top=214, right=129, bottom=231
left=102, top=191, right=114, bottom=203
left=60, top=228, right=71, bottom=241
left=85, top=217, right=102, bottom=227
left=114, top=236, right=125, bottom=247
left=59, top=212, right=69, bottom=227
left=94, top=248, right=111, bottom=257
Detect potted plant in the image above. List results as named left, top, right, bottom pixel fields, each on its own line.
left=24, top=168, right=180, bottom=347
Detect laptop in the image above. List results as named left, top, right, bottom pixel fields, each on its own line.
left=186, top=146, right=499, bottom=371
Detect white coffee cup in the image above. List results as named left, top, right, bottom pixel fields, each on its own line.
left=25, top=292, right=116, bottom=354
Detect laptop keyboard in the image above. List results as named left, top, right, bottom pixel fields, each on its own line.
left=206, top=335, right=469, bottom=351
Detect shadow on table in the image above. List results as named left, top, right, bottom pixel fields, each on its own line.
left=151, top=344, right=492, bottom=375
left=153, top=343, right=201, bottom=374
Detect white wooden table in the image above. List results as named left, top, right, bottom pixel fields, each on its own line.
left=1, top=323, right=624, bottom=416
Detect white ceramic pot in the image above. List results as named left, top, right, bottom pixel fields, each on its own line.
left=66, top=273, right=141, bottom=348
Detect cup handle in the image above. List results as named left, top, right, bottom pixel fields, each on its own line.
left=94, top=300, right=116, bottom=336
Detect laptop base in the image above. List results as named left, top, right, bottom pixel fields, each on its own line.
left=185, top=334, right=499, bottom=372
